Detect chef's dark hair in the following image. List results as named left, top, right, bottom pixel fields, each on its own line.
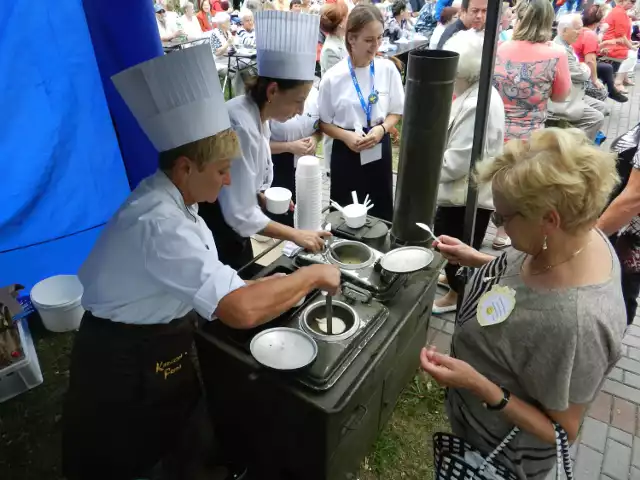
left=246, top=76, right=312, bottom=110
left=346, top=4, right=384, bottom=54
left=391, top=0, right=407, bottom=18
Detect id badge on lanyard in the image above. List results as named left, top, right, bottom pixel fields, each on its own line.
left=348, top=58, right=382, bottom=165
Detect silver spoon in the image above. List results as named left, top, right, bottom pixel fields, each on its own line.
left=416, top=222, right=439, bottom=242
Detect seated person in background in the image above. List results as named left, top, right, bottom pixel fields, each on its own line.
left=155, top=4, right=185, bottom=42
left=414, top=0, right=438, bottom=37
left=385, top=0, right=413, bottom=41
left=429, top=6, right=458, bottom=48
left=548, top=14, right=607, bottom=141
left=180, top=2, right=205, bottom=40
left=498, top=1, right=513, bottom=42
left=574, top=4, right=628, bottom=103
left=290, top=0, right=304, bottom=12
left=237, top=9, right=256, bottom=47
left=422, top=127, right=625, bottom=480
left=210, top=12, right=236, bottom=74
left=197, top=0, right=216, bottom=32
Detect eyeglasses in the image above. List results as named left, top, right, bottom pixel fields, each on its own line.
left=491, top=211, right=519, bottom=227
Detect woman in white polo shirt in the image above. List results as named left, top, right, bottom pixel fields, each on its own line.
left=318, top=4, right=404, bottom=221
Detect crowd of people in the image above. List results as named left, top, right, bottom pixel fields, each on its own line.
left=75, top=0, right=640, bottom=478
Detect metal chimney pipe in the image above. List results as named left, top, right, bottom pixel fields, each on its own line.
left=391, top=50, right=459, bottom=247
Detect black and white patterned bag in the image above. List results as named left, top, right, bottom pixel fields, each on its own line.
left=434, top=423, right=574, bottom=480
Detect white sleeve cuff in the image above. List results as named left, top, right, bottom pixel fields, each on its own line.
left=193, top=265, right=247, bottom=320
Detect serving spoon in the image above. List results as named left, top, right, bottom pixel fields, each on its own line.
left=416, top=222, right=439, bottom=243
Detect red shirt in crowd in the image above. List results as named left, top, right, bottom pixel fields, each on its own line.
left=196, top=10, right=214, bottom=31
left=602, top=5, right=632, bottom=59
left=573, top=28, right=599, bottom=63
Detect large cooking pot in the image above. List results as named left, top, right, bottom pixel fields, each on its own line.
left=300, top=300, right=360, bottom=342
left=326, top=241, right=376, bottom=270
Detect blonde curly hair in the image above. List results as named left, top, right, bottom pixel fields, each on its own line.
left=476, top=128, right=619, bottom=233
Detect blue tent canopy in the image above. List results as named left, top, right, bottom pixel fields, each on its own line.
left=0, top=0, right=161, bottom=290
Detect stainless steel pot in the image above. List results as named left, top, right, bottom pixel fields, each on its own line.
left=326, top=241, right=375, bottom=270
left=300, top=300, right=360, bottom=342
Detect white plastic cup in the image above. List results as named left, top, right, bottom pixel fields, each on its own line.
left=296, top=156, right=322, bottom=178
left=343, top=203, right=367, bottom=229
left=264, top=187, right=292, bottom=214
left=30, top=275, right=85, bottom=332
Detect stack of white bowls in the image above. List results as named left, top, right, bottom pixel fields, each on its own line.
left=295, top=156, right=323, bottom=231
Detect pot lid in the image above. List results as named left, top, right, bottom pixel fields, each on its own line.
left=380, top=247, right=434, bottom=274
left=250, top=327, right=318, bottom=371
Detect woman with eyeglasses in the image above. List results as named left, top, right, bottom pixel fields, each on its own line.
left=421, top=128, right=625, bottom=480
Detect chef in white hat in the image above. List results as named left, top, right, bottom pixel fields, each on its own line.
left=61, top=45, right=339, bottom=480
left=198, top=11, right=330, bottom=269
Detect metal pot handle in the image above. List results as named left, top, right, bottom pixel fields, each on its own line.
left=340, top=405, right=368, bottom=437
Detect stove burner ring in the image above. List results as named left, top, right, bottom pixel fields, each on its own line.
left=300, top=300, right=360, bottom=342
left=326, top=241, right=375, bottom=271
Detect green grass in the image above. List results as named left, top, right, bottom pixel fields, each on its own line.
left=0, top=328, right=447, bottom=479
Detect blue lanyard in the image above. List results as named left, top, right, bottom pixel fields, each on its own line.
left=348, top=57, right=377, bottom=127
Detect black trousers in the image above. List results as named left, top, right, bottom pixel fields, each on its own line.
left=199, top=200, right=254, bottom=271
left=434, top=205, right=492, bottom=293
left=330, top=130, right=394, bottom=222
left=62, top=312, right=202, bottom=480
left=268, top=152, right=296, bottom=228
left=597, top=62, right=617, bottom=94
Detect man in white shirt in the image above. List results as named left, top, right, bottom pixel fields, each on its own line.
left=155, top=3, right=184, bottom=42
left=61, top=45, right=339, bottom=480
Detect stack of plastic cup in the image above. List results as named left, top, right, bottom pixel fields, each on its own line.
left=295, top=156, right=323, bottom=231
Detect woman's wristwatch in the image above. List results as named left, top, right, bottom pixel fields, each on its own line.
left=483, top=386, right=511, bottom=411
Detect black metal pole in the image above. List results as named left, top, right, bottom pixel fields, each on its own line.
left=391, top=50, right=459, bottom=247
left=460, top=0, right=502, bottom=248
left=457, top=0, right=502, bottom=311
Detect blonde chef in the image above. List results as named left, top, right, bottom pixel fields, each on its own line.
left=318, top=4, right=404, bottom=222
left=198, top=11, right=330, bottom=269
left=61, top=45, right=340, bottom=480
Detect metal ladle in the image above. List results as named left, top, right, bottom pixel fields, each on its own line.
left=323, top=291, right=333, bottom=335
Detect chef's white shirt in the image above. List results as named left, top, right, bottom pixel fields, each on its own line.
left=269, top=87, right=320, bottom=142
left=79, top=171, right=246, bottom=325
left=218, top=95, right=273, bottom=238
left=318, top=57, right=405, bottom=130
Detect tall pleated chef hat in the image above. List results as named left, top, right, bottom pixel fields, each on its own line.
left=111, top=45, right=230, bottom=152
left=255, top=11, right=320, bottom=81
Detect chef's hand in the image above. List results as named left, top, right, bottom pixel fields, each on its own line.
left=358, top=125, right=385, bottom=150
left=343, top=131, right=366, bottom=153
left=304, top=136, right=318, bottom=155
left=290, top=139, right=313, bottom=156
left=420, top=346, right=483, bottom=391
left=305, top=264, right=341, bottom=295
left=434, top=235, right=481, bottom=267
left=257, top=192, right=267, bottom=210
left=292, top=229, right=332, bottom=252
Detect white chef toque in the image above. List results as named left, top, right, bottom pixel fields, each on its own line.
left=111, top=45, right=231, bottom=152
left=255, top=11, right=320, bottom=81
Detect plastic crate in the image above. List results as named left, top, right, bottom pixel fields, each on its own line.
left=0, top=319, right=43, bottom=403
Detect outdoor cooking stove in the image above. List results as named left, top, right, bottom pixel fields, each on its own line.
left=195, top=49, right=459, bottom=480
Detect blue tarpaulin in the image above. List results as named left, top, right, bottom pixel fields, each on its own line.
left=0, top=0, right=131, bottom=290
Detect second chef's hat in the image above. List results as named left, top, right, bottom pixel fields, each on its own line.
left=112, top=45, right=231, bottom=152
left=255, top=11, right=320, bottom=81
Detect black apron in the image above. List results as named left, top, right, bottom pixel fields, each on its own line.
left=198, top=200, right=254, bottom=271
left=330, top=129, right=394, bottom=222
left=62, top=311, right=201, bottom=480
left=267, top=152, right=296, bottom=228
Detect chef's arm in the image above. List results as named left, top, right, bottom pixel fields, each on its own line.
left=597, top=168, right=640, bottom=235
left=262, top=221, right=302, bottom=243
left=215, top=265, right=339, bottom=329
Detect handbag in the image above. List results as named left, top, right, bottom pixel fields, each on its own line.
left=434, top=423, right=574, bottom=480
